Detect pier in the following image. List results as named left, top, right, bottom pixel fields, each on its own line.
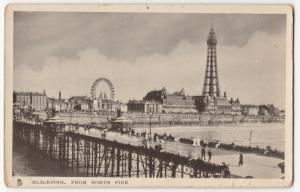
left=13, top=121, right=230, bottom=178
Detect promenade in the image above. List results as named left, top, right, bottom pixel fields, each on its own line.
left=82, top=127, right=283, bottom=178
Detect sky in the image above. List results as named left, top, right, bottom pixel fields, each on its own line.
left=13, top=12, right=286, bottom=109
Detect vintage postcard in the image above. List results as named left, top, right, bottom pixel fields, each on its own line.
left=4, top=4, right=293, bottom=187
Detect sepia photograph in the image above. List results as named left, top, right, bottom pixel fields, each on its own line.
left=4, top=4, right=293, bottom=187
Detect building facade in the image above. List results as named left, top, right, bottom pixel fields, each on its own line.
left=127, top=100, right=147, bottom=113
left=47, top=97, right=73, bottom=112
left=241, top=105, right=260, bottom=115
left=258, top=105, right=280, bottom=116
left=13, top=91, right=47, bottom=111
left=194, top=94, right=241, bottom=115
left=144, top=87, right=197, bottom=113
left=127, top=100, right=162, bottom=113
left=127, top=87, right=197, bottom=114
left=112, top=101, right=128, bottom=113
left=69, top=96, right=92, bottom=111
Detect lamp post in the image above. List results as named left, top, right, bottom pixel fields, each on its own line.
left=249, top=130, right=253, bottom=147
left=148, top=108, right=154, bottom=141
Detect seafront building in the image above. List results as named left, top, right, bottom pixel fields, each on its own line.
left=13, top=91, right=47, bottom=111
left=240, top=104, right=282, bottom=117
left=241, top=105, right=260, bottom=115
left=127, top=87, right=197, bottom=114
left=46, top=91, right=127, bottom=113
left=47, top=91, right=73, bottom=111
left=193, top=94, right=241, bottom=115
left=68, top=96, right=91, bottom=111
left=47, top=98, right=72, bottom=111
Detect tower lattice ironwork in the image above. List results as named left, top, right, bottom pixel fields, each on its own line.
left=202, top=27, right=221, bottom=97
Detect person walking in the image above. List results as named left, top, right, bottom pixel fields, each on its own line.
left=238, top=152, right=244, bottom=166
left=201, top=147, right=206, bottom=160
left=208, top=149, right=212, bottom=162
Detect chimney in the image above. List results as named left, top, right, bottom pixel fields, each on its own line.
left=59, top=91, right=61, bottom=101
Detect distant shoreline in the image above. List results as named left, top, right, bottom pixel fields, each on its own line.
left=56, top=111, right=285, bottom=127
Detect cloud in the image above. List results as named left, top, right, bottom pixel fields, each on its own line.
left=14, top=31, right=286, bottom=109
left=13, top=12, right=286, bottom=71
left=219, top=32, right=286, bottom=108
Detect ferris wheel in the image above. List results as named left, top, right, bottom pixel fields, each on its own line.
left=90, top=78, right=115, bottom=100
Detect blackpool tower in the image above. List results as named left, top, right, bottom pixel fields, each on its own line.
left=202, top=27, right=221, bottom=97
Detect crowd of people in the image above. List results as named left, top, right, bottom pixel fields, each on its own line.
left=14, top=110, right=44, bottom=125
left=217, top=143, right=284, bottom=159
